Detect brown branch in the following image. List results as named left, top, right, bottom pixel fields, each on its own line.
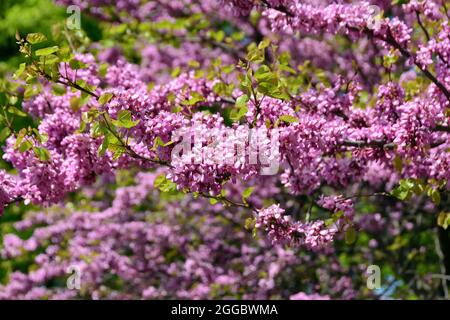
left=200, top=192, right=255, bottom=210
left=382, top=28, right=450, bottom=102
left=343, top=137, right=446, bottom=150
left=341, top=23, right=450, bottom=102
left=343, top=139, right=395, bottom=149
left=435, top=125, right=450, bottom=133
left=415, top=10, right=430, bottom=42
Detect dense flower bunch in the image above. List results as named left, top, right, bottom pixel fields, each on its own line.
left=255, top=204, right=338, bottom=249
left=0, top=0, right=449, bottom=299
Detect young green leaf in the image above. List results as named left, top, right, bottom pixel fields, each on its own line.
left=99, top=92, right=114, bottom=105
left=26, top=33, right=47, bottom=44
left=19, top=140, right=33, bottom=153
left=8, top=107, right=28, bottom=117
left=111, top=110, right=140, bottom=129
left=278, top=115, right=298, bottom=123
left=33, top=147, right=51, bottom=161
left=0, top=127, right=11, bottom=142
left=35, top=46, right=59, bottom=56
left=242, top=187, right=254, bottom=203
left=345, top=226, right=357, bottom=245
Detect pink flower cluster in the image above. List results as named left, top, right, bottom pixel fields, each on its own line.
left=0, top=174, right=353, bottom=299
left=255, top=205, right=337, bottom=250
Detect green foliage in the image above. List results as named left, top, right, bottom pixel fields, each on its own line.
left=0, top=0, right=65, bottom=73
left=242, top=187, right=254, bottom=204
left=391, top=178, right=444, bottom=206
left=98, top=92, right=114, bottom=105
left=437, top=212, right=450, bottom=230
left=154, top=174, right=178, bottom=194
left=345, top=226, right=357, bottom=245
left=111, top=110, right=140, bottom=129
left=230, top=95, right=249, bottom=122
left=0, top=0, right=103, bottom=75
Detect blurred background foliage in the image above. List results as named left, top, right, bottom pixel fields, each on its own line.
left=0, top=0, right=102, bottom=75
left=0, top=0, right=64, bottom=74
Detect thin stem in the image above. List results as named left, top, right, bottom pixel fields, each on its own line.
left=343, top=139, right=395, bottom=149
left=415, top=11, right=430, bottom=42
left=346, top=192, right=396, bottom=200
left=383, top=28, right=450, bottom=102
left=443, top=2, right=450, bottom=21
left=100, top=114, right=171, bottom=167
left=200, top=192, right=255, bottom=211
left=435, top=125, right=450, bottom=133
left=433, top=230, right=449, bottom=299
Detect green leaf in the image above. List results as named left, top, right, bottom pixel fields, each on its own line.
left=99, top=92, right=114, bottom=105
left=98, top=133, right=111, bottom=157
left=32, top=128, right=48, bottom=143
left=157, top=176, right=177, bottom=193
left=26, top=33, right=47, bottom=44
left=254, top=65, right=275, bottom=83
left=392, top=0, right=409, bottom=5
left=35, top=46, right=59, bottom=56
left=154, top=174, right=167, bottom=188
left=111, top=110, right=140, bottom=129
left=391, top=187, right=410, bottom=201
left=213, top=30, right=225, bottom=42
left=184, top=91, right=205, bottom=106
left=245, top=217, right=255, bottom=230
left=152, top=136, right=174, bottom=151
left=437, top=212, right=450, bottom=230
left=188, top=60, right=200, bottom=68
left=242, top=187, right=254, bottom=203
left=99, top=63, right=109, bottom=77
left=258, top=38, right=271, bottom=50
left=0, top=92, right=6, bottom=105
left=15, top=129, right=26, bottom=148
left=19, top=140, right=33, bottom=153
left=236, top=94, right=249, bottom=109
left=231, top=95, right=249, bottom=122
left=33, top=147, right=51, bottom=161
left=247, top=46, right=264, bottom=63
left=69, top=58, right=87, bottom=70
left=24, top=86, right=39, bottom=100
left=222, top=65, right=235, bottom=74
left=230, top=106, right=248, bottom=122
left=0, top=127, right=11, bottom=142
left=393, top=155, right=403, bottom=173
left=52, top=84, right=66, bottom=96
left=8, top=107, right=28, bottom=117
left=58, top=47, right=73, bottom=62
left=15, top=63, right=26, bottom=78
left=279, top=115, right=298, bottom=123
left=109, top=143, right=126, bottom=160
left=429, top=188, right=441, bottom=205
left=171, top=66, right=181, bottom=77
left=325, top=218, right=335, bottom=227
left=70, top=97, right=81, bottom=112
left=41, top=54, right=59, bottom=65
left=391, top=179, right=420, bottom=201
left=77, top=120, right=87, bottom=134
left=345, top=227, right=357, bottom=245
left=9, top=96, right=18, bottom=105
